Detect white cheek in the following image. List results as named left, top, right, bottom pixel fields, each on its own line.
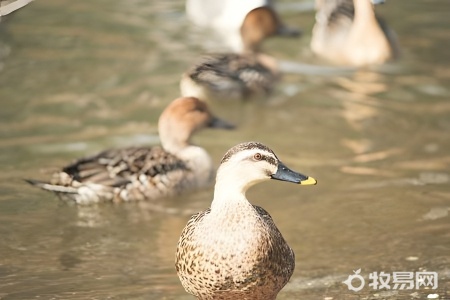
left=239, top=160, right=272, bottom=179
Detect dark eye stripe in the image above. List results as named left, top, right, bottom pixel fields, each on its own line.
left=263, top=155, right=276, bottom=166
left=246, top=154, right=276, bottom=166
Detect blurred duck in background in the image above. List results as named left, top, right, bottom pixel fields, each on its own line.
left=181, top=3, right=295, bottom=101
left=311, top=0, right=400, bottom=66
left=180, top=51, right=280, bottom=102
left=25, top=97, right=234, bottom=205
left=186, top=0, right=300, bottom=52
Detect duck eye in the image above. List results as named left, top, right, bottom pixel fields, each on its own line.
left=254, top=153, right=262, bottom=161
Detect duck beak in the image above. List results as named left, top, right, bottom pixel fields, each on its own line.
left=271, top=161, right=317, bottom=185
left=209, top=116, right=235, bottom=130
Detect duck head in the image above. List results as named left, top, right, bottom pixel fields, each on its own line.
left=216, top=142, right=316, bottom=194
left=158, top=97, right=234, bottom=153
left=240, top=7, right=300, bottom=53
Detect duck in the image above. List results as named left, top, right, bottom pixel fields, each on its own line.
left=175, top=141, right=317, bottom=299
left=180, top=0, right=299, bottom=101
left=25, top=97, right=234, bottom=205
left=311, top=0, right=400, bottom=66
left=186, top=0, right=300, bottom=53
left=180, top=51, right=280, bottom=101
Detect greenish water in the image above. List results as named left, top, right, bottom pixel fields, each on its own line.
left=0, top=0, right=449, bottom=299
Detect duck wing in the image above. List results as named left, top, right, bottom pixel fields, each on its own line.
left=26, top=146, right=189, bottom=203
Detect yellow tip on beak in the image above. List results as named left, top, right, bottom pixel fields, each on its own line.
left=299, top=176, right=317, bottom=185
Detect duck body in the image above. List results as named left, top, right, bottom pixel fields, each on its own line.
left=311, top=0, right=399, bottom=66
left=186, top=0, right=298, bottom=52
left=180, top=53, right=279, bottom=101
left=26, top=97, right=234, bottom=204
left=176, top=142, right=317, bottom=299
left=182, top=1, right=298, bottom=102
left=177, top=204, right=294, bottom=300
left=27, top=145, right=211, bottom=204
left=186, top=0, right=269, bottom=30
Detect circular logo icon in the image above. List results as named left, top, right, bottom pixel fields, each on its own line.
left=342, top=268, right=365, bottom=292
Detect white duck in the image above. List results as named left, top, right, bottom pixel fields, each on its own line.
left=311, top=0, right=399, bottom=66
left=186, top=0, right=300, bottom=52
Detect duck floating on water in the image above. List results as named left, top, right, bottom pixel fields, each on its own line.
left=311, top=0, right=399, bottom=66
left=186, top=0, right=300, bottom=52
left=180, top=51, right=280, bottom=102
left=26, top=97, right=234, bottom=204
left=176, top=141, right=317, bottom=299
left=180, top=0, right=299, bottom=101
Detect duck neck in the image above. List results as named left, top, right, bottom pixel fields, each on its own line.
left=160, top=137, right=189, bottom=154
left=353, top=0, right=377, bottom=25
left=159, top=123, right=191, bottom=154
left=210, top=167, right=257, bottom=213
left=158, top=115, right=192, bottom=154
left=180, top=144, right=214, bottom=188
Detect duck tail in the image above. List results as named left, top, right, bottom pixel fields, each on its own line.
left=24, top=179, right=78, bottom=194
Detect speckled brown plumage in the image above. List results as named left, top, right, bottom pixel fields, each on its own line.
left=176, top=205, right=294, bottom=300
left=180, top=53, right=279, bottom=101
left=25, top=97, right=234, bottom=204
left=45, top=146, right=191, bottom=203
left=175, top=142, right=317, bottom=300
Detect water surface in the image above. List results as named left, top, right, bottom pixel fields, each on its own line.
left=0, top=0, right=449, bottom=299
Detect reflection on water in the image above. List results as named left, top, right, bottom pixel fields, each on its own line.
left=0, top=0, right=449, bottom=299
